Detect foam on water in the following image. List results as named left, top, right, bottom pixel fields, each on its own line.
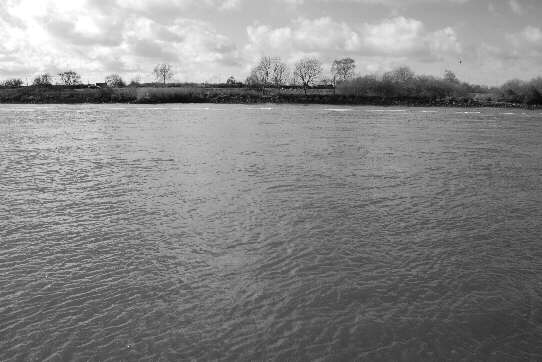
left=369, top=109, right=407, bottom=112
left=0, top=108, right=41, bottom=112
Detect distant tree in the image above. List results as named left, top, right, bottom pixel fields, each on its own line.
left=3, top=78, right=24, bottom=88
left=497, top=77, right=542, bottom=104
left=384, top=66, right=415, bottom=83
left=331, top=58, right=356, bottom=93
left=337, top=74, right=379, bottom=96
left=33, top=73, right=52, bottom=87
left=444, top=69, right=459, bottom=83
left=380, top=66, right=416, bottom=97
left=530, top=77, right=542, bottom=94
left=256, top=56, right=272, bottom=85
left=501, top=79, right=524, bottom=94
left=294, top=57, right=323, bottom=95
left=524, top=86, right=542, bottom=105
left=105, top=74, right=125, bottom=88
left=271, top=59, right=289, bottom=88
left=226, top=76, right=236, bottom=85
left=247, top=56, right=273, bottom=91
left=153, top=64, right=174, bottom=86
left=245, top=71, right=261, bottom=88
left=500, top=79, right=525, bottom=102
left=58, top=71, right=81, bottom=86
left=224, top=76, right=243, bottom=88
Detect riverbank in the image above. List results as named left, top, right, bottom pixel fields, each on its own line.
left=0, top=86, right=536, bottom=108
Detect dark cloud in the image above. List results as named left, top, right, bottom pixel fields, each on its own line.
left=43, top=17, right=124, bottom=47
left=131, top=38, right=179, bottom=61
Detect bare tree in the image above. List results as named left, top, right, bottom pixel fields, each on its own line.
left=331, top=58, right=355, bottom=94
left=271, top=60, right=289, bottom=89
left=444, top=69, right=459, bottom=83
left=153, top=64, right=174, bottom=86
left=384, top=66, right=415, bottom=83
left=247, top=56, right=273, bottom=91
left=255, top=56, right=272, bottom=86
left=294, top=57, right=323, bottom=95
left=105, top=74, right=125, bottom=88
left=33, top=73, right=52, bottom=87
left=58, top=71, right=81, bottom=86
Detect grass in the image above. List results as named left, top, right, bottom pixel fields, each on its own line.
left=0, top=85, right=535, bottom=107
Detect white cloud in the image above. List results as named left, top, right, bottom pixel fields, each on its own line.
left=507, top=26, right=542, bottom=49
left=116, top=0, right=240, bottom=12
left=521, top=26, right=542, bottom=43
left=427, top=27, right=462, bottom=56
left=277, top=0, right=471, bottom=5
left=509, top=0, right=523, bottom=14
left=246, top=16, right=461, bottom=61
left=0, top=0, right=241, bottom=82
left=362, top=17, right=424, bottom=54
left=218, top=0, right=241, bottom=10
left=500, top=25, right=542, bottom=76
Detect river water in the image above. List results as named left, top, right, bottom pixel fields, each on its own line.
left=1, top=104, right=541, bottom=361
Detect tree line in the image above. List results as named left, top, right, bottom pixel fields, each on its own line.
left=244, top=56, right=355, bottom=95
left=1, top=58, right=542, bottom=105
left=0, top=64, right=172, bottom=89
left=245, top=56, right=542, bottom=104
left=0, top=58, right=348, bottom=95
left=334, top=66, right=542, bottom=105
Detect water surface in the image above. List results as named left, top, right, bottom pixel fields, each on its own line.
left=1, top=104, right=542, bottom=360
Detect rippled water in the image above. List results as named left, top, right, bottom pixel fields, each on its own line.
left=1, top=104, right=542, bottom=361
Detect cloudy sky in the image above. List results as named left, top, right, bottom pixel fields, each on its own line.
left=1, top=0, right=541, bottom=85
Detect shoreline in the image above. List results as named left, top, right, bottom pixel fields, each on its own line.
left=0, top=86, right=538, bottom=109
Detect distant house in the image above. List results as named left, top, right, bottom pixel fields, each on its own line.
left=95, top=82, right=107, bottom=88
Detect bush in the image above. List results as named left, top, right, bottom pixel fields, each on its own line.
left=2, top=78, right=24, bottom=88
left=105, top=74, right=126, bottom=88
left=33, top=74, right=53, bottom=87
left=337, top=67, right=475, bottom=100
